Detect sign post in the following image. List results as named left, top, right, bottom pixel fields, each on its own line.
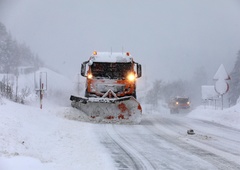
left=213, top=64, right=230, bottom=110
left=35, top=72, right=47, bottom=109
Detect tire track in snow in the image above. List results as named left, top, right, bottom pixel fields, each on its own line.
left=100, top=124, right=155, bottom=170
left=100, top=128, right=140, bottom=170
left=154, top=115, right=240, bottom=160
left=144, top=116, right=240, bottom=170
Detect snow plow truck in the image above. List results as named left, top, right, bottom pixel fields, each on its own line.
left=70, top=51, right=142, bottom=123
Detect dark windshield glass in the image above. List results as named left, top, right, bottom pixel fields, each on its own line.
left=177, top=98, right=189, bottom=103
left=91, top=62, right=132, bottom=79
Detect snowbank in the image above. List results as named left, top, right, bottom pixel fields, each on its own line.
left=0, top=67, right=117, bottom=169
left=187, top=105, right=240, bottom=130
left=0, top=99, right=115, bottom=170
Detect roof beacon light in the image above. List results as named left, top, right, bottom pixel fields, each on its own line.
left=93, top=51, right=97, bottom=55
left=126, top=52, right=130, bottom=56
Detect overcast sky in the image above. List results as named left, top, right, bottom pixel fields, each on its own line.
left=1, top=0, right=240, bottom=82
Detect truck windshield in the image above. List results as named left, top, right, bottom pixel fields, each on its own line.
left=90, top=62, right=133, bottom=79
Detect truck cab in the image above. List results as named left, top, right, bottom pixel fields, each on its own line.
left=81, top=51, right=142, bottom=99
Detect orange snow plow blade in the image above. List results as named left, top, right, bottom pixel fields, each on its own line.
left=70, top=95, right=142, bottom=123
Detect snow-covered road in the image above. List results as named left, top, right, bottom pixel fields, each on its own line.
left=1, top=98, right=240, bottom=170
left=96, top=114, right=240, bottom=169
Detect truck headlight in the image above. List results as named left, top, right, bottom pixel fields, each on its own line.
left=127, top=73, right=135, bottom=81
left=87, top=73, right=93, bottom=79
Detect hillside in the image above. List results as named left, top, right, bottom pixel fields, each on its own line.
left=0, top=67, right=76, bottom=107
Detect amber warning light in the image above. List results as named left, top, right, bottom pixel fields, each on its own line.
left=93, top=51, right=97, bottom=55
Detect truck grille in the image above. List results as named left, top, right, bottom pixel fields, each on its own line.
left=96, top=84, right=125, bottom=93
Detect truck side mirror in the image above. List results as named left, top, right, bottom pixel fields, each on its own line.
left=137, top=64, right=142, bottom=78
left=81, top=63, right=86, bottom=77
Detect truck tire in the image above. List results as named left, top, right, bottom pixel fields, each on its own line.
left=85, top=89, right=90, bottom=97
left=132, top=91, right=137, bottom=99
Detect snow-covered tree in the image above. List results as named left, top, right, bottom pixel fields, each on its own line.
left=145, top=79, right=189, bottom=106
left=0, top=21, right=43, bottom=74
left=145, top=80, right=163, bottom=106
left=228, top=51, right=240, bottom=105
left=161, top=80, right=188, bottom=101
left=0, top=22, right=9, bottom=72
left=145, top=67, right=208, bottom=107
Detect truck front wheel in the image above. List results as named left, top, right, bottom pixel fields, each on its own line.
left=85, top=89, right=90, bottom=97
left=132, top=90, right=137, bottom=99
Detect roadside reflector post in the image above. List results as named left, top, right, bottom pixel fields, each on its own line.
left=35, top=72, right=47, bottom=109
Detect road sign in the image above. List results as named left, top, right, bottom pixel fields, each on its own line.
left=213, top=64, right=230, bottom=81
left=213, top=64, right=230, bottom=95
left=214, top=80, right=229, bottom=95
left=213, top=64, right=230, bottom=110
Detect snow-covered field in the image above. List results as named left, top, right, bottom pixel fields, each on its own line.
left=0, top=98, right=116, bottom=170
left=1, top=68, right=240, bottom=169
